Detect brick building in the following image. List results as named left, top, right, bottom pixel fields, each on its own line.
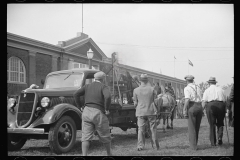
left=7, top=32, right=186, bottom=99
left=7, top=32, right=109, bottom=96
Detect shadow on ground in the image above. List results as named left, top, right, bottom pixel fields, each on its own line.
left=21, top=147, right=51, bottom=153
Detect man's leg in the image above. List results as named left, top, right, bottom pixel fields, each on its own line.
left=81, top=107, right=95, bottom=156
left=148, top=115, right=159, bottom=150
left=103, top=142, right=112, bottom=156
left=137, top=116, right=146, bottom=150
left=206, top=104, right=216, bottom=146
left=216, top=102, right=225, bottom=145
left=82, top=141, right=90, bottom=156
left=162, top=114, right=166, bottom=133
left=95, top=111, right=112, bottom=156
left=195, top=105, right=203, bottom=145
left=188, top=108, right=197, bottom=150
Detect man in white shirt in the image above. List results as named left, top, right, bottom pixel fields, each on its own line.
left=183, top=75, right=203, bottom=150
left=202, top=77, right=226, bottom=146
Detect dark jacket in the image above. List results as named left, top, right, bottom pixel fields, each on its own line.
left=73, top=81, right=111, bottom=113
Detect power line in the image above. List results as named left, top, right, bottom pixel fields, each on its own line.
left=124, top=57, right=233, bottom=63
left=96, top=41, right=233, bottom=51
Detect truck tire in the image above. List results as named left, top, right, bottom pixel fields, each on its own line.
left=8, top=135, right=27, bottom=151
left=48, top=116, right=76, bottom=154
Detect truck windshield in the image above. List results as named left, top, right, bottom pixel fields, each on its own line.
left=44, top=73, right=83, bottom=89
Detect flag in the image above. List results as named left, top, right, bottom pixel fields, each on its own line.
left=188, top=59, right=193, bottom=66
left=174, top=56, right=176, bottom=59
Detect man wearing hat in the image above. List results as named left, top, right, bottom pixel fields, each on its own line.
left=73, top=71, right=112, bottom=156
left=183, top=75, right=203, bottom=150
left=133, top=74, right=160, bottom=151
left=202, top=77, right=226, bottom=146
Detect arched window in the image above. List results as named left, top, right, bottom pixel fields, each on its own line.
left=7, top=56, right=26, bottom=83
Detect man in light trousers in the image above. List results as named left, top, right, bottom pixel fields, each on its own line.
left=74, top=71, right=112, bottom=156
left=183, top=75, right=203, bottom=150
left=133, top=74, right=160, bottom=151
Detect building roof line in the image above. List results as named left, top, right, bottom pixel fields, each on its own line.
left=63, top=37, right=108, bottom=59
left=7, top=32, right=62, bottom=52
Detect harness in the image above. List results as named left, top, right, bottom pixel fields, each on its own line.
left=188, top=84, right=201, bottom=101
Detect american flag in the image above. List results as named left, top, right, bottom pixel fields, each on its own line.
left=188, top=59, right=193, bottom=66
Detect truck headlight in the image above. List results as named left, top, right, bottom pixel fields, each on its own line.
left=41, top=97, right=50, bottom=107
left=8, top=98, right=16, bottom=108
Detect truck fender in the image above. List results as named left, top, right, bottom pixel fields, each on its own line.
left=29, top=103, right=82, bottom=128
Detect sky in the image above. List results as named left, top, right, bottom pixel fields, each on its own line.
left=7, top=4, right=234, bottom=87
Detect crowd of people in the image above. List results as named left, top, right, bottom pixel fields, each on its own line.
left=73, top=71, right=234, bottom=156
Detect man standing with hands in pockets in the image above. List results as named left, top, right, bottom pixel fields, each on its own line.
left=133, top=74, right=160, bottom=151
left=183, top=75, right=203, bottom=150
left=74, top=71, right=112, bottom=156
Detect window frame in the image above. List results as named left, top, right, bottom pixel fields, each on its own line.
left=72, top=62, right=99, bottom=70
left=7, top=56, right=26, bottom=84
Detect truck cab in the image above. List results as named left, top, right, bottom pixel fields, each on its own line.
left=7, top=68, right=137, bottom=154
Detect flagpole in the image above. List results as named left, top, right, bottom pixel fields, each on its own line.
left=82, top=3, right=84, bottom=33
left=188, top=59, right=189, bottom=74
left=174, top=56, right=175, bottom=77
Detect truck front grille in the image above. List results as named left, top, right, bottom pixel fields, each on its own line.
left=17, top=93, right=35, bottom=127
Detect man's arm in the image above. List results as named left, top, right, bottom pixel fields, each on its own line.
left=183, top=87, right=190, bottom=118
left=133, top=89, right=138, bottom=108
left=183, top=98, right=189, bottom=118
left=202, top=90, right=208, bottom=110
left=73, top=85, right=86, bottom=110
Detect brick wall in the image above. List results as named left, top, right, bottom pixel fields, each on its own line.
left=7, top=83, right=27, bottom=96
left=7, top=46, right=29, bottom=96
left=36, top=53, right=52, bottom=88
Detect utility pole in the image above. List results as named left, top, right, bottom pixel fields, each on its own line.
left=82, top=3, right=84, bottom=33
left=174, top=57, right=175, bottom=77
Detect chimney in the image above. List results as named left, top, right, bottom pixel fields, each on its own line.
left=57, top=41, right=66, bottom=47
left=77, top=32, right=89, bottom=39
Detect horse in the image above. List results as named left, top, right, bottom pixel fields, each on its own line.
left=156, top=85, right=176, bottom=130
left=156, top=92, right=176, bottom=132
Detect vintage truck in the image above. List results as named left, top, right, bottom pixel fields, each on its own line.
left=7, top=68, right=138, bottom=154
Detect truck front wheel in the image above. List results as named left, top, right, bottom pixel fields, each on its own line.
left=8, top=135, right=27, bottom=151
left=48, top=116, right=76, bottom=154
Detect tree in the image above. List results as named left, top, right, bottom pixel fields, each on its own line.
left=222, top=83, right=233, bottom=90
left=198, top=82, right=209, bottom=97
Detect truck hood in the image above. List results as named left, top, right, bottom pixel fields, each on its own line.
left=22, top=87, right=80, bottom=97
